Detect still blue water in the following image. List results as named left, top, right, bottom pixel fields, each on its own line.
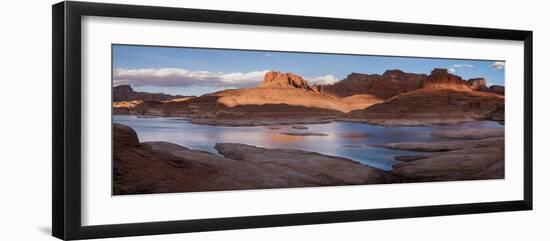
left=113, top=115, right=503, bottom=171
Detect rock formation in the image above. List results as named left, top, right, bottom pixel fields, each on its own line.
left=113, top=85, right=191, bottom=102
left=467, top=78, right=488, bottom=91
left=114, top=123, right=140, bottom=147
left=112, top=69, right=504, bottom=126
left=215, top=143, right=396, bottom=185
left=344, top=88, right=505, bottom=126
left=116, top=71, right=384, bottom=125
left=316, top=70, right=427, bottom=99
left=431, top=128, right=504, bottom=139
left=113, top=85, right=134, bottom=101
left=317, top=68, right=503, bottom=98
left=113, top=85, right=194, bottom=115
left=260, top=71, right=318, bottom=92
left=375, top=128, right=504, bottom=182
left=488, top=85, right=505, bottom=95
left=422, top=68, right=472, bottom=91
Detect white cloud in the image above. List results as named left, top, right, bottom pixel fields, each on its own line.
left=113, top=68, right=268, bottom=88
left=218, top=71, right=270, bottom=86
left=447, top=63, right=474, bottom=74
left=451, top=64, right=474, bottom=68
left=490, top=61, right=505, bottom=70
left=113, top=68, right=341, bottom=88
left=305, top=75, right=340, bottom=85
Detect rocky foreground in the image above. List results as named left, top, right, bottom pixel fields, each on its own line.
left=113, top=124, right=396, bottom=195
left=114, top=123, right=504, bottom=195
left=377, top=128, right=504, bottom=182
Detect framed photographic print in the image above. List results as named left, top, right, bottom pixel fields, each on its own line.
left=52, top=1, right=533, bottom=240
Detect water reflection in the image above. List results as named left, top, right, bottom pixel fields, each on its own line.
left=268, top=133, right=305, bottom=142
left=113, top=115, right=503, bottom=171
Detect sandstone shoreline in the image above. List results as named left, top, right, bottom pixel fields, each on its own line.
left=113, top=123, right=505, bottom=195
left=375, top=128, right=505, bottom=182
left=187, top=116, right=337, bottom=127
left=114, top=106, right=505, bottom=127
left=117, top=113, right=503, bottom=127
left=113, top=123, right=398, bottom=195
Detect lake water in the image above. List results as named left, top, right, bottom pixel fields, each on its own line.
left=113, top=115, right=503, bottom=171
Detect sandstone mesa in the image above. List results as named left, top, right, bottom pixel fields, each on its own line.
left=113, top=68, right=505, bottom=126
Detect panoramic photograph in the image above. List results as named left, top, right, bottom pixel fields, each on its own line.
left=111, top=44, right=505, bottom=195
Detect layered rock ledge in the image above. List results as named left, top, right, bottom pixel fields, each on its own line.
left=344, top=89, right=504, bottom=126
left=374, top=128, right=504, bottom=182
left=113, top=124, right=398, bottom=195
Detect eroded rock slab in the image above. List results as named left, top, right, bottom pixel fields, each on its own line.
left=394, top=155, right=429, bottom=162
left=431, top=128, right=504, bottom=139
left=372, top=137, right=503, bottom=152
left=215, top=143, right=397, bottom=185
left=279, top=131, right=328, bottom=136
left=188, top=115, right=337, bottom=127
left=391, top=145, right=504, bottom=182
left=113, top=124, right=219, bottom=195
left=373, top=130, right=504, bottom=182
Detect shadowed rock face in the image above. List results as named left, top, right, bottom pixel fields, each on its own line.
left=113, top=85, right=191, bottom=102
left=488, top=85, right=505, bottom=95
left=344, top=88, right=504, bottom=126
left=336, top=69, right=500, bottom=125
left=113, top=124, right=140, bottom=147
left=316, top=70, right=427, bottom=99
left=422, top=68, right=472, bottom=91
left=467, top=78, right=488, bottom=91
left=113, top=85, right=134, bottom=100
left=316, top=69, right=501, bottom=99
left=260, top=71, right=318, bottom=92
left=113, top=123, right=223, bottom=195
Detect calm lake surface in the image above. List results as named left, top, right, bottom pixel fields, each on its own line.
left=113, top=115, right=503, bottom=171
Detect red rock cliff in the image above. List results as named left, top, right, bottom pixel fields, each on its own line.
left=422, top=68, right=472, bottom=91
left=260, top=71, right=318, bottom=92
left=113, top=85, right=191, bottom=102
left=488, top=85, right=505, bottom=95
left=467, top=78, right=488, bottom=91
left=315, top=70, right=426, bottom=99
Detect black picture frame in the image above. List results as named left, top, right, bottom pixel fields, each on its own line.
left=52, top=1, right=533, bottom=240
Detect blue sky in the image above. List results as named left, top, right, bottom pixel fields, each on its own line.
left=113, top=44, right=505, bottom=96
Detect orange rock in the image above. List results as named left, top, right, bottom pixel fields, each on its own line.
left=422, top=68, right=472, bottom=91
left=260, top=71, right=318, bottom=92
left=316, top=70, right=426, bottom=99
